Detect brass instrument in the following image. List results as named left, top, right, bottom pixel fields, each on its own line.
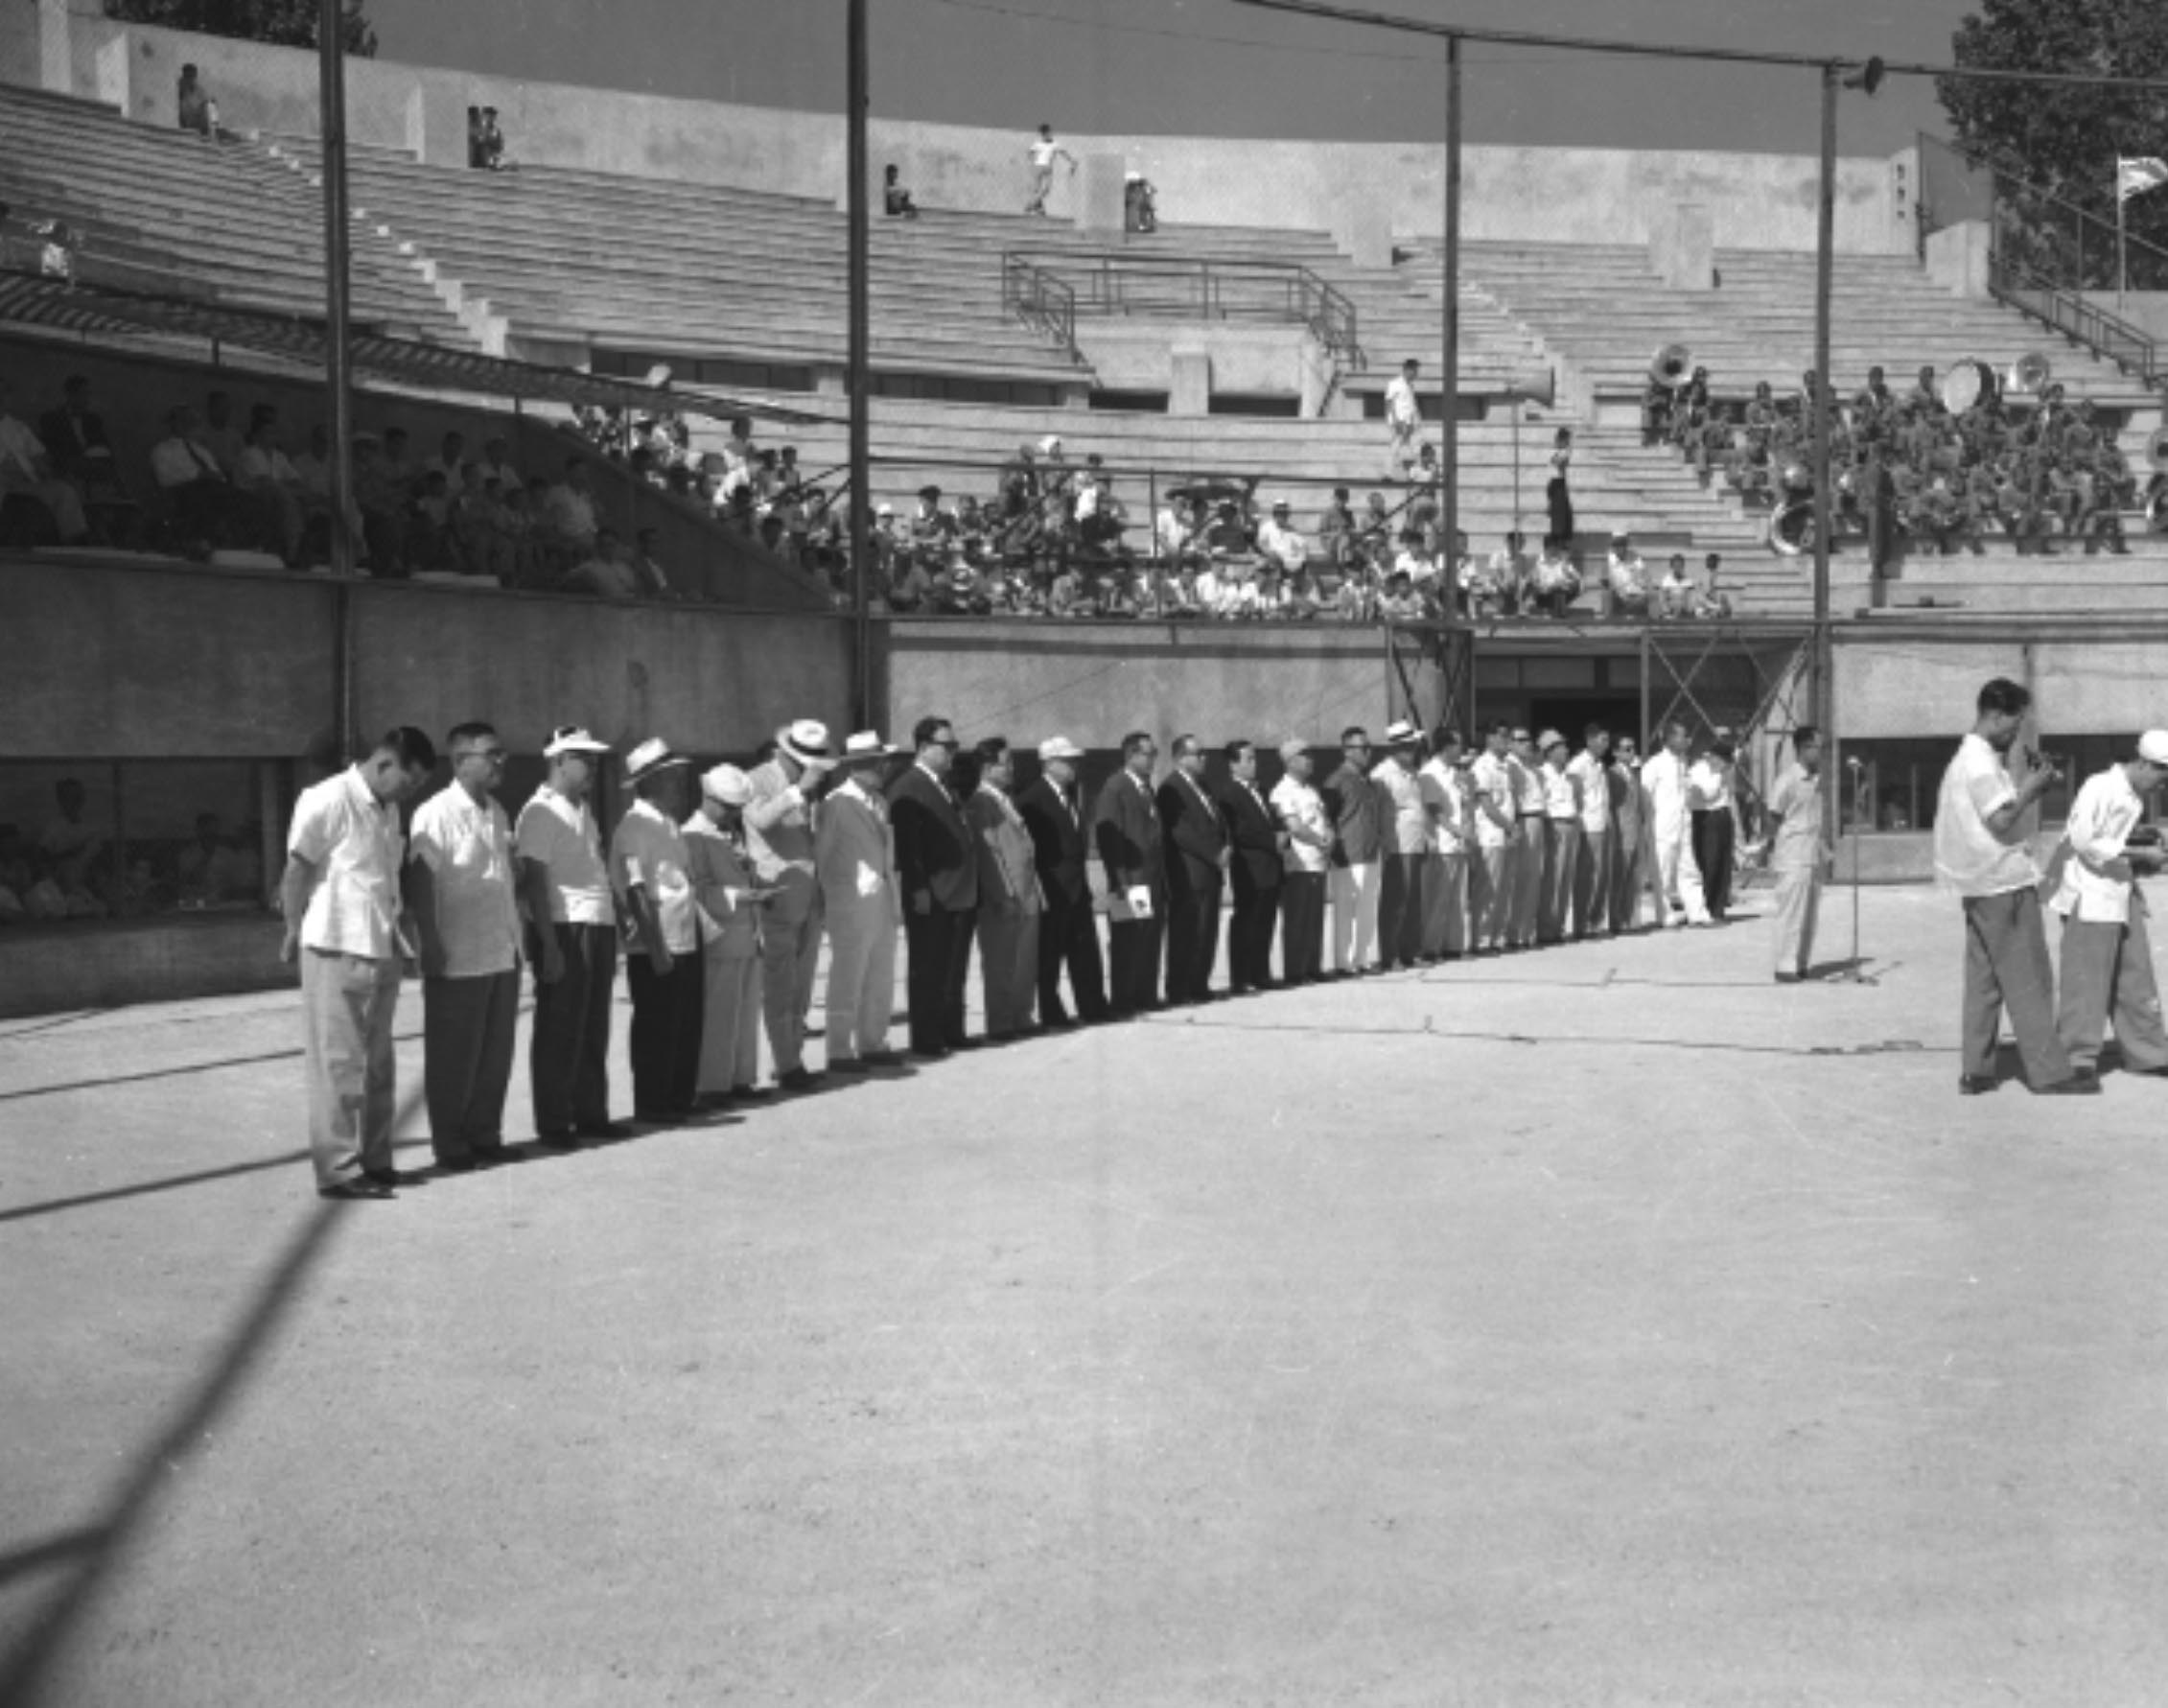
left=1649, top=344, right=1692, bottom=389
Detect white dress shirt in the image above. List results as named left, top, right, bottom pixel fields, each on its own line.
left=1418, top=758, right=1469, bottom=856
left=1687, top=756, right=1735, bottom=813
left=1933, top=733, right=2038, bottom=899
left=612, top=797, right=700, bottom=955
left=407, top=784, right=522, bottom=977
left=1566, top=751, right=1612, bottom=834
left=2048, top=764, right=2145, bottom=924
left=151, top=435, right=222, bottom=489
left=1469, top=752, right=1514, bottom=850
left=1641, top=750, right=1695, bottom=836
left=1542, top=761, right=1579, bottom=820
left=514, top=784, right=615, bottom=925
left=1370, top=756, right=1431, bottom=855
left=1270, top=777, right=1331, bottom=875
left=288, top=765, right=405, bottom=958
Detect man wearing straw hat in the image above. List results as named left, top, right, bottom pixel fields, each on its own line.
left=745, top=719, right=833, bottom=1093
left=1270, top=737, right=1332, bottom=985
left=612, top=737, right=704, bottom=1122
left=1017, top=735, right=1108, bottom=1027
left=816, top=732, right=907, bottom=1072
left=1417, top=727, right=1472, bottom=961
left=684, top=763, right=772, bottom=1108
left=1371, top=720, right=1430, bottom=970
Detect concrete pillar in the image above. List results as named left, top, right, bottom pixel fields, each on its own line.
left=1924, top=220, right=1991, bottom=297
left=402, top=82, right=468, bottom=166
left=1650, top=203, right=1714, bottom=292
left=1331, top=190, right=1394, bottom=269
left=1170, top=342, right=1210, bottom=416
left=1076, top=153, right=1127, bottom=235
left=37, top=0, right=71, bottom=97
left=93, top=33, right=130, bottom=115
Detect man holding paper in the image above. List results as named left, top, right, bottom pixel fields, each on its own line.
left=1094, top=730, right=1168, bottom=1019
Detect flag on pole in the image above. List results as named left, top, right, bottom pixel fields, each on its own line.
left=2118, top=156, right=2168, bottom=203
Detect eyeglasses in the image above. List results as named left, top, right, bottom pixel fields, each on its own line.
left=929, top=737, right=960, bottom=751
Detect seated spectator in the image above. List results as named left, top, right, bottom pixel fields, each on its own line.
left=562, top=527, right=641, bottom=598
left=1697, top=553, right=1735, bottom=620
left=350, top=433, right=412, bottom=575
left=291, top=424, right=332, bottom=500
left=1124, top=173, right=1158, bottom=233
left=1606, top=532, right=1650, bottom=618
left=888, top=550, right=936, bottom=614
left=234, top=410, right=314, bottom=567
left=1527, top=540, right=1580, bottom=619
left=462, top=476, right=523, bottom=583
left=429, top=431, right=469, bottom=495
left=200, top=391, right=245, bottom=474
left=474, top=434, right=523, bottom=497
left=177, top=811, right=250, bottom=904
left=0, top=375, right=90, bottom=547
left=40, top=779, right=105, bottom=896
left=39, top=375, right=128, bottom=510
left=541, top=457, right=601, bottom=554
left=1376, top=569, right=1422, bottom=621
left=908, top=484, right=954, bottom=551
left=884, top=164, right=921, bottom=219
left=478, top=107, right=512, bottom=171
left=177, top=63, right=218, bottom=137
left=411, top=469, right=470, bottom=573
left=1655, top=552, right=1696, bottom=620
left=632, top=526, right=675, bottom=599
left=1256, top=498, right=1308, bottom=575
left=756, top=511, right=793, bottom=560
left=149, top=405, right=262, bottom=554
left=1486, top=531, right=1532, bottom=612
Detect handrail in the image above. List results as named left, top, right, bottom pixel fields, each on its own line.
left=1987, top=228, right=2158, bottom=385
left=1001, top=252, right=1080, bottom=363
left=1003, top=250, right=1363, bottom=368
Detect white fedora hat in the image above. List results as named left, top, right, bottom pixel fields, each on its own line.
left=1037, top=735, right=1085, bottom=761
left=778, top=718, right=833, bottom=770
left=701, top=762, right=753, bottom=806
left=543, top=723, right=609, bottom=759
left=834, top=730, right=902, bottom=766
left=624, top=737, right=691, bottom=784
left=1382, top=719, right=1420, bottom=747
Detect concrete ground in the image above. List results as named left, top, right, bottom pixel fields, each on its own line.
left=3, top=883, right=2166, bottom=1706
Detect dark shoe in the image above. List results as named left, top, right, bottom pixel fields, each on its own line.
left=803, top=1023, right=826, bottom=1039
left=730, top=1084, right=773, bottom=1101
left=633, top=1107, right=683, bottom=1125
left=318, top=1179, right=394, bottom=1201
left=471, top=1146, right=511, bottom=1167
left=434, top=1157, right=480, bottom=1174
left=1960, top=1077, right=1998, bottom=1098
left=363, top=1166, right=426, bottom=1188
left=827, top=1058, right=873, bottom=1074
left=694, top=1090, right=736, bottom=1111
left=859, top=1050, right=907, bottom=1068
left=1774, top=972, right=1802, bottom=985
left=909, top=1045, right=950, bottom=1063
left=576, top=1120, right=636, bottom=1140
left=2037, top=1073, right=2101, bottom=1096
left=778, top=1066, right=823, bottom=1091
left=533, top=1129, right=582, bottom=1149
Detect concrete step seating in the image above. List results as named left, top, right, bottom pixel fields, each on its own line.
left=0, top=90, right=467, bottom=341
left=1839, top=536, right=2168, bottom=614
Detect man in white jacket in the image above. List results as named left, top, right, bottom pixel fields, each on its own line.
left=1641, top=719, right=1711, bottom=927
left=2046, top=731, right=2168, bottom=1084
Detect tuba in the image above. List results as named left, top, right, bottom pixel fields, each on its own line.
left=2004, top=351, right=2052, bottom=397
left=1649, top=344, right=1692, bottom=389
left=2148, top=426, right=2168, bottom=473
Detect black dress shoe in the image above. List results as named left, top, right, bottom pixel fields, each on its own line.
left=434, top=1157, right=479, bottom=1174
left=318, top=1179, right=394, bottom=1201
left=778, top=1066, right=823, bottom=1091
left=827, top=1058, right=873, bottom=1074
left=533, top=1129, right=582, bottom=1149
left=1958, top=1075, right=1998, bottom=1095
left=576, top=1120, right=636, bottom=1139
left=471, top=1147, right=511, bottom=1167
left=859, top=1049, right=907, bottom=1068
left=2038, top=1073, right=2102, bottom=1096
left=731, top=1084, right=773, bottom=1100
left=633, top=1107, right=683, bottom=1125
left=363, top=1166, right=426, bottom=1188
left=909, top=1045, right=950, bottom=1062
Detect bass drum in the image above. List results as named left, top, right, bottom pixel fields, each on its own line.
left=1941, top=358, right=1997, bottom=414
left=1768, top=498, right=1817, bottom=557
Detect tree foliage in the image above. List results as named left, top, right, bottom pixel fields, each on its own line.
left=1938, top=0, right=2168, bottom=289
left=103, top=0, right=378, bottom=58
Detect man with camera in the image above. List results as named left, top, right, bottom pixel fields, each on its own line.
left=2044, top=733, right=2168, bottom=1085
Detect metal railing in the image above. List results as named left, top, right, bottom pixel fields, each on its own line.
left=1987, top=235, right=2159, bottom=386
left=1001, top=253, right=1080, bottom=363
left=1003, top=251, right=1362, bottom=367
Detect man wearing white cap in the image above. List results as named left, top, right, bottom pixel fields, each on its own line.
left=1641, top=717, right=1711, bottom=929
left=1371, top=720, right=1429, bottom=969
left=1017, top=736, right=1108, bottom=1026
left=685, top=764, right=771, bottom=1105
left=1257, top=500, right=1308, bottom=578
left=745, top=719, right=832, bottom=1092
left=814, top=732, right=905, bottom=1071
left=1270, top=738, right=1332, bottom=983
left=516, top=724, right=623, bottom=1145
left=1418, top=727, right=1472, bottom=959
left=1565, top=724, right=1614, bottom=940
left=612, top=738, right=704, bottom=1121
left=2045, top=731, right=2168, bottom=1083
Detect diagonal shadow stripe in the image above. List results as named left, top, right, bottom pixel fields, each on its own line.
left=0, top=1529, right=106, bottom=1591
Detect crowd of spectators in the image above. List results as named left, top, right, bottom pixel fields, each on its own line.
left=1644, top=362, right=2149, bottom=559
left=0, top=781, right=265, bottom=927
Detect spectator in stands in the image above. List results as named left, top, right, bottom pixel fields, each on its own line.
left=1655, top=552, right=1696, bottom=620
left=149, top=405, right=259, bottom=554
left=1547, top=429, right=1575, bottom=549
left=466, top=106, right=486, bottom=170
left=291, top=424, right=332, bottom=501
left=428, top=432, right=469, bottom=496
left=39, top=375, right=127, bottom=513
left=178, top=811, right=249, bottom=905
left=1257, top=498, right=1307, bottom=576
left=474, top=435, right=522, bottom=497
left=1606, top=532, right=1649, bottom=619
left=1124, top=173, right=1158, bottom=233
left=478, top=108, right=511, bottom=172
left=350, top=433, right=412, bottom=576
left=543, top=457, right=600, bottom=554
left=0, top=377, right=89, bottom=548
left=412, top=470, right=469, bottom=573
left=1025, top=124, right=1078, bottom=216
left=884, top=164, right=921, bottom=219
left=176, top=64, right=218, bottom=138
left=1528, top=536, right=1580, bottom=619
left=1385, top=358, right=1421, bottom=480
left=200, top=391, right=245, bottom=474
left=633, top=527, right=674, bottom=598
left=235, top=410, right=312, bottom=567
left=563, top=527, right=642, bottom=598
left=1699, top=553, right=1735, bottom=620
left=40, top=779, right=106, bottom=896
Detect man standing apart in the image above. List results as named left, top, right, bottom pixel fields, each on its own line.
left=1158, top=735, right=1232, bottom=1004
left=283, top=727, right=436, bottom=1200
left=613, top=739, right=705, bottom=1122
left=516, top=725, right=623, bottom=1146
left=1418, top=727, right=1472, bottom=960
left=1468, top=722, right=1520, bottom=953
left=684, top=764, right=771, bottom=1107
left=965, top=737, right=1044, bottom=1041
left=890, top=715, right=979, bottom=1058
left=1017, top=736, right=1108, bottom=1027
left=1385, top=359, right=1422, bottom=481
left=1371, top=721, right=1430, bottom=969
left=1025, top=124, right=1077, bottom=215
left=1323, top=726, right=1384, bottom=974
left=1765, top=727, right=1831, bottom=984
left=1689, top=728, right=1744, bottom=923
left=1537, top=731, right=1582, bottom=946
left=744, top=719, right=832, bottom=1092
left=1933, top=678, right=2089, bottom=1095
left=1270, top=738, right=1332, bottom=984
left=1218, top=739, right=1286, bottom=994
left=1566, top=724, right=1613, bottom=940
left=2045, top=732, right=2168, bottom=1084
left=1642, top=719, right=1712, bottom=928
left=404, top=722, right=522, bottom=1171
left=1094, top=732, right=1168, bottom=1018
left=815, top=733, right=906, bottom=1072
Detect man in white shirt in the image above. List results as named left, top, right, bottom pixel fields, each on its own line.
left=1688, top=728, right=1744, bottom=922
left=1270, top=738, right=1333, bottom=985
left=1371, top=720, right=1430, bottom=969
left=541, top=458, right=600, bottom=553
left=612, top=737, right=705, bottom=1122
left=1536, top=731, right=1581, bottom=946
left=1565, top=725, right=1614, bottom=939
left=1024, top=123, right=1077, bottom=215
left=472, top=435, right=523, bottom=499
left=1607, top=532, right=1650, bottom=619
left=516, top=724, right=624, bottom=1143
left=150, top=404, right=260, bottom=549
left=1467, top=722, right=1521, bottom=953
left=1384, top=358, right=1422, bottom=480
left=1257, top=499, right=1308, bottom=577
left=1765, top=725, right=1831, bottom=984
left=281, top=726, right=438, bottom=1199
left=1642, top=719, right=1712, bottom=928
left=428, top=431, right=470, bottom=497
left=405, top=721, right=523, bottom=1170
left=563, top=527, right=643, bottom=599
left=1506, top=727, right=1549, bottom=949
left=814, top=733, right=905, bottom=1068
left=1417, top=727, right=1472, bottom=959
left=0, top=375, right=88, bottom=545
left=745, top=719, right=834, bottom=1092
left=2045, top=731, right=2168, bottom=1084
left=1932, top=677, right=2086, bottom=1095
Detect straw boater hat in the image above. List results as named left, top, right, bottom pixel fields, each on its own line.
left=1037, top=736, right=1084, bottom=761
left=701, top=763, right=753, bottom=807
left=1383, top=719, right=1420, bottom=748
left=778, top=719, right=832, bottom=770
left=1539, top=729, right=1568, bottom=755
left=624, top=737, right=691, bottom=784
left=834, top=730, right=902, bottom=766
left=1277, top=736, right=1309, bottom=761
left=543, top=724, right=609, bottom=760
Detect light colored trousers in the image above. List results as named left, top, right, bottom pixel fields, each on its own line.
left=1574, top=829, right=1612, bottom=937
left=1651, top=817, right=1710, bottom=925
left=1509, top=826, right=1544, bottom=945
left=1329, top=860, right=1381, bottom=971
left=301, top=948, right=402, bottom=1189
left=824, top=897, right=897, bottom=1063
left=758, top=901, right=823, bottom=1074
left=1771, top=867, right=1822, bottom=975
left=2056, top=905, right=2168, bottom=1074
left=697, top=948, right=762, bottom=1094
left=1476, top=842, right=1514, bottom=949
left=1421, top=852, right=1468, bottom=957
left=1612, top=821, right=1647, bottom=930
left=978, top=908, right=1041, bottom=1036
left=1539, top=820, right=1581, bottom=943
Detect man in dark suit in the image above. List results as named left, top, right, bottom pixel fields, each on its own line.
left=38, top=374, right=124, bottom=498
left=1216, top=737, right=1285, bottom=994
left=887, top=714, right=979, bottom=1057
left=1092, top=730, right=1167, bottom=1018
left=1156, top=733, right=1230, bottom=1005
left=1016, top=734, right=1108, bottom=1026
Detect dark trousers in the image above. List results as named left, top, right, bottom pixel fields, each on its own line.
left=1961, top=889, right=2073, bottom=1087
left=1691, top=809, right=1737, bottom=918
left=1107, top=916, right=1165, bottom=1015
left=422, top=968, right=520, bottom=1162
left=529, top=922, right=617, bottom=1136
left=626, top=948, right=705, bottom=1116
left=1377, top=853, right=1426, bottom=966
left=1280, top=872, right=1326, bottom=984
left=1227, top=869, right=1282, bottom=990
left=902, top=904, right=973, bottom=1052
left=1037, top=895, right=1108, bottom=1022
left=1165, top=876, right=1223, bottom=1002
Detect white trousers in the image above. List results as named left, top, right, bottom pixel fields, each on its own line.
left=1329, top=860, right=1381, bottom=971
left=1651, top=816, right=1710, bottom=926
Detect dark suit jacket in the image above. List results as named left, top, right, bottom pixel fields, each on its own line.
left=887, top=762, right=979, bottom=912
left=1217, top=778, right=1285, bottom=892
left=1156, top=769, right=1228, bottom=897
left=38, top=408, right=115, bottom=480
left=1322, top=760, right=1383, bottom=867
left=1092, top=770, right=1166, bottom=903
left=1017, top=774, right=1090, bottom=908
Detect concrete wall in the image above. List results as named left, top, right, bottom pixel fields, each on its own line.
left=34, top=15, right=1909, bottom=254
